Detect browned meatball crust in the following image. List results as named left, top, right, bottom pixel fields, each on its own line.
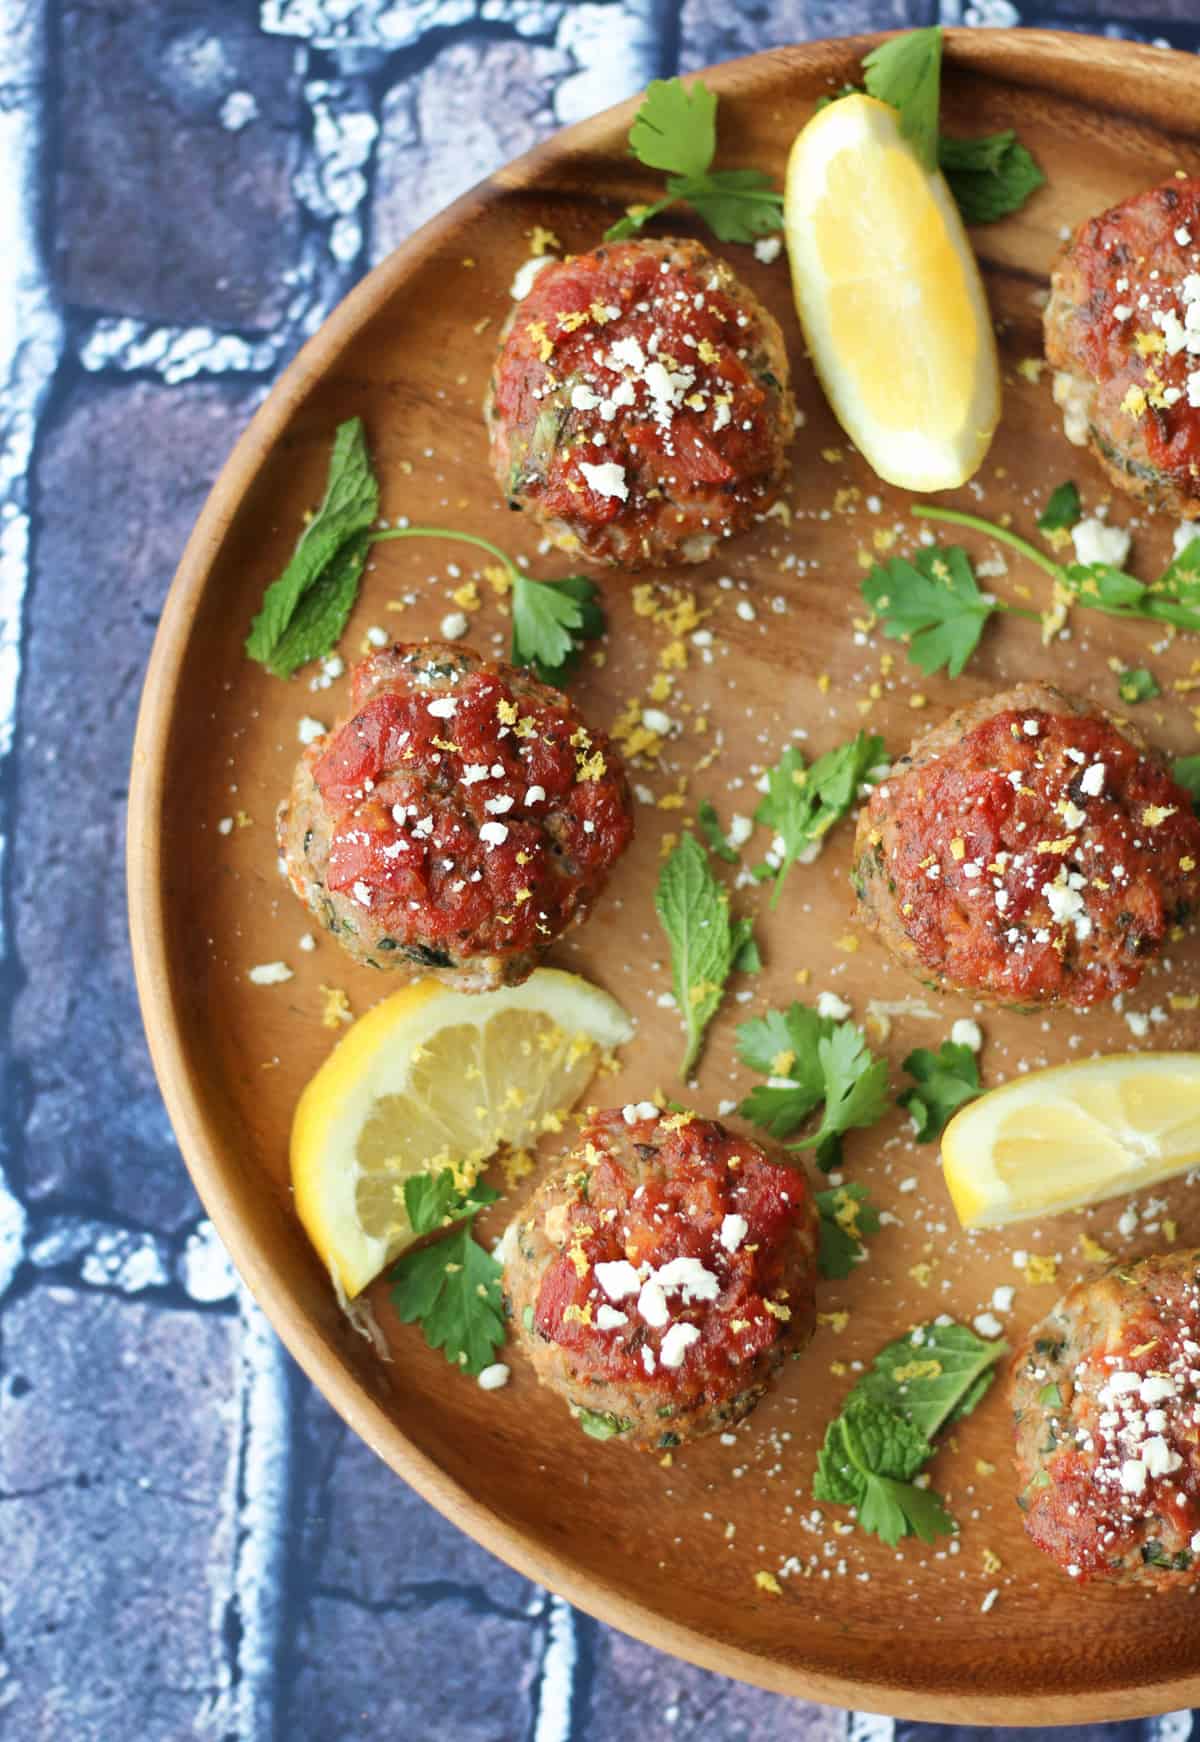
left=1045, top=176, right=1200, bottom=515
left=485, top=237, right=795, bottom=569
left=853, top=683, right=1200, bottom=1009
left=1011, top=1250, right=1200, bottom=1585
left=504, top=1107, right=819, bottom=1449
left=277, top=642, right=634, bottom=990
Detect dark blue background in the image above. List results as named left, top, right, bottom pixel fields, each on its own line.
left=3, top=1, right=1199, bottom=1736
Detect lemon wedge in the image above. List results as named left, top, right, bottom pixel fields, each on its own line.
left=783, top=93, right=1000, bottom=491
left=291, top=968, right=633, bottom=1297
left=941, top=1053, right=1200, bottom=1230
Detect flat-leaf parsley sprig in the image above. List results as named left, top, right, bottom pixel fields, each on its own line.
left=246, top=416, right=604, bottom=685
left=604, top=78, right=783, bottom=245
left=858, top=27, right=1044, bottom=224
left=753, top=731, right=888, bottom=906
left=736, top=1001, right=890, bottom=1171
left=865, top=502, right=1200, bottom=678
left=813, top=1320, right=1008, bottom=1546
left=389, top=1171, right=505, bottom=1375
left=655, top=831, right=758, bottom=1079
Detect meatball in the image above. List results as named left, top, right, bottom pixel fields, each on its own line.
left=503, top=1106, right=819, bottom=1449
left=1011, top=1250, right=1200, bottom=1586
left=277, top=642, right=634, bottom=989
left=853, top=682, right=1200, bottom=1009
left=1045, top=176, right=1200, bottom=515
left=485, top=237, right=795, bottom=569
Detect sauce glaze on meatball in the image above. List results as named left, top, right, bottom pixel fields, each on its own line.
left=1011, top=1250, right=1200, bottom=1585
left=277, top=642, right=634, bottom=990
left=503, top=1107, right=819, bottom=1449
left=853, top=683, right=1200, bottom=1009
left=1045, top=176, right=1200, bottom=515
left=485, top=237, right=795, bottom=569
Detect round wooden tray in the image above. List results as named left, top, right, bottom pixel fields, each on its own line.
left=128, top=30, right=1200, bottom=1721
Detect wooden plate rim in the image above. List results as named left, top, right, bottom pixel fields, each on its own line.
left=126, top=30, right=1200, bottom=1720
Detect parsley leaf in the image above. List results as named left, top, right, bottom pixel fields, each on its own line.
left=246, top=416, right=379, bottom=677
left=897, top=1041, right=982, bottom=1143
left=606, top=77, right=783, bottom=245
left=938, top=131, right=1045, bottom=225
left=1117, top=666, right=1161, bottom=705
left=1036, top=480, right=1081, bottom=535
left=862, top=545, right=1015, bottom=679
left=390, top=1220, right=505, bottom=1375
left=753, top=733, right=886, bottom=906
left=813, top=1320, right=1006, bottom=1545
left=509, top=573, right=604, bottom=684
left=815, top=1183, right=882, bottom=1279
left=404, top=1170, right=500, bottom=1237
left=858, top=1320, right=1008, bottom=1439
left=697, top=798, right=740, bottom=864
left=863, top=27, right=943, bottom=171
left=736, top=1002, right=889, bottom=1170
left=656, top=832, right=754, bottom=1079
left=1174, top=755, right=1200, bottom=813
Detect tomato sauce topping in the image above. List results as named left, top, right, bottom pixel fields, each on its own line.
left=1025, top=1272, right=1200, bottom=1580
left=310, top=653, right=632, bottom=955
left=869, top=706, right=1200, bottom=1004
left=493, top=242, right=783, bottom=535
left=1066, top=179, right=1200, bottom=489
left=532, top=1110, right=814, bottom=1394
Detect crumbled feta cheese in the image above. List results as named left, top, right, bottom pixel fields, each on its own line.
left=641, top=707, right=674, bottom=735
left=816, top=991, right=852, bottom=1021
left=637, top=1278, right=669, bottom=1328
left=973, top=1312, right=1004, bottom=1339
left=365, top=625, right=389, bottom=647
left=579, top=460, right=628, bottom=501
left=477, top=1362, right=510, bottom=1390
left=298, top=933, right=316, bottom=952
left=1071, top=516, right=1131, bottom=569
left=595, top=1305, right=628, bottom=1331
left=753, top=235, right=783, bottom=264
left=622, top=1100, right=659, bottom=1125
left=217, top=816, right=234, bottom=835
left=297, top=715, right=327, bottom=745
left=1080, top=762, right=1106, bottom=798
left=440, top=610, right=469, bottom=640
left=594, top=1260, right=641, bottom=1300
left=992, top=1286, right=1015, bottom=1313
left=719, top=1214, right=749, bottom=1254
left=951, top=1018, right=983, bottom=1052
left=427, top=695, right=458, bottom=718
left=479, top=821, right=509, bottom=846
left=660, top=1322, right=701, bottom=1369
left=524, top=784, right=546, bottom=805
left=510, top=254, right=553, bottom=300
left=248, top=961, right=293, bottom=985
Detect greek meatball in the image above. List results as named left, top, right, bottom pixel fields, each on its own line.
left=853, top=682, right=1200, bottom=1009
left=485, top=238, right=795, bottom=569
left=503, top=1106, right=819, bottom=1449
left=277, top=642, right=634, bottom=989
left=1045, top=177, right=1200, bottom=515
left=1011, top=1250, right=1200, bottom=1586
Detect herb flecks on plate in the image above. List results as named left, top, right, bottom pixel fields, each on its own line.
left=813, top=1320, right=1008, bottom=1545
left=246, top=416, right=604, bottom=685
left=655, top=831, right=757, bottom=1080
left=605, top=77, right=783, bottom=245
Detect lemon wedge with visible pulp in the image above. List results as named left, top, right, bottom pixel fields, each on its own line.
left=784, top=93, right=1000, bottom=491
left=291, top=968, right=633, bottom=1297
left=941, top=1053, right=1200, bottom=1230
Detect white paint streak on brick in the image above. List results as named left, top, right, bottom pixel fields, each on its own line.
left=531, top=1592, right=577, bottom=1742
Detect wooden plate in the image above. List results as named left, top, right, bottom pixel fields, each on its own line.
left=128, top=30, right=1200, bottom=1721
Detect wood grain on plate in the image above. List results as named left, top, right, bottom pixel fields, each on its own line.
left=128, top=31, right=1200, bottom=1722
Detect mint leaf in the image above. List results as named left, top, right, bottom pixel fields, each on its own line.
left=939, top=131, right=1044, bottom=225
left=858, top=1321, right=1008, bottom=1441
left=1036, top=480, right=1081, bottom=535
left=511, top=573, right=604, bottom=684
left=816, top=1183, right=881, bottom=1279
left=246, top=416, right=379, bottom=676
left=697, top=798, right=740, bottom=864
left=390, top=1221, right=505, bottom=1375
left=863, top=27, right=943, bottom=171
left=1117, top=666, right=1160, bottom=705
left=862, top=545, right=1000, bottom=679
left=404, top=1169, right=500, bottom=1237
left=754, top=733, right=886, bottom=907
left=898, top=1041, right=982, bottom=1143
left=655, top=832, right=745, bottom=1078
